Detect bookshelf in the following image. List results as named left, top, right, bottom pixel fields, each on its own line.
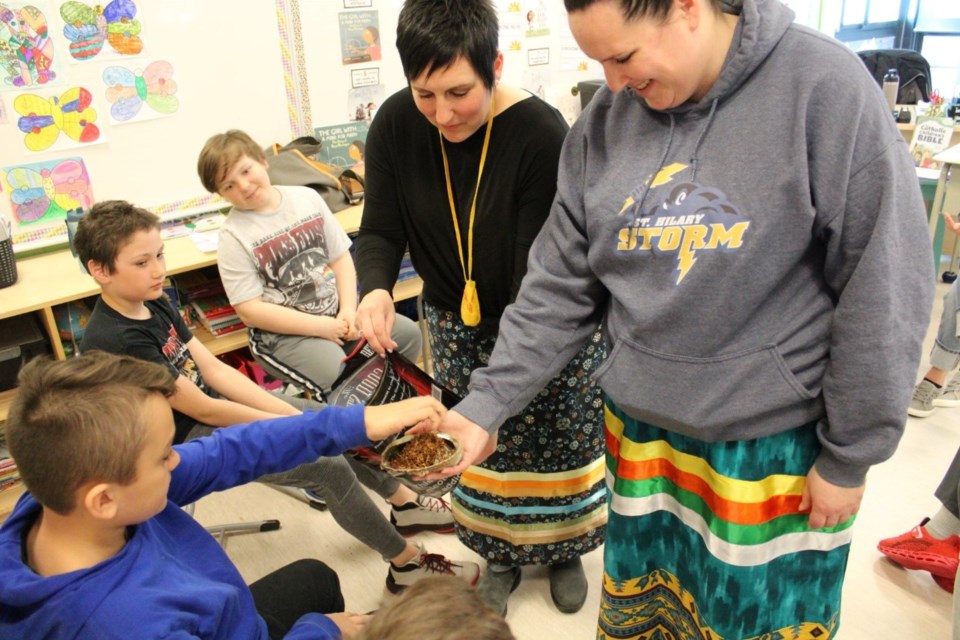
left=0, top=204, right=423, bottom=520
left=0, top=486, right=20, bottom=522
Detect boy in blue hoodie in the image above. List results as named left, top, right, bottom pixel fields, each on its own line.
left=0, top=351, right=446, bottom=639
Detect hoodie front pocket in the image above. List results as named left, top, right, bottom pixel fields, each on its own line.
left=593, top=337, right=818, bottom=437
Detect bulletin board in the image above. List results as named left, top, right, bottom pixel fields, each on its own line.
left=0, top=0, right=304, bottom=252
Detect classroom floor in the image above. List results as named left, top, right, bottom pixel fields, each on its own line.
left=192, top=281, right=959, bottom=640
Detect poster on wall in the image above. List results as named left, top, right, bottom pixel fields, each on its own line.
left=498, top=3, right=523, bottom=53
left=13, top=86, right=103, bottom=152
left=58, top=0, right=146, bottom=63
left=524, top=0, right=550, bottom=37
left=0, top=1, right=64, bottom=91
left=1, top=156, right=94, bottom=250
left=339, top=10, right=381, bottom=64
left=314, top=121, right=369, bottom=174
left=102, top=59, right=179, bottom=124
left=347, top=83, right=384, bottom=122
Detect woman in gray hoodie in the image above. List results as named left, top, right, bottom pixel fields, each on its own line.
left=435, top=0, right=935, bottom=637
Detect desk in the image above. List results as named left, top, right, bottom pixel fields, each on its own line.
left=927, top=144, right=960, bottom=271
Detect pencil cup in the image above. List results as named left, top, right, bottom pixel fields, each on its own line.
left=0, top=237, right=17, bottom=289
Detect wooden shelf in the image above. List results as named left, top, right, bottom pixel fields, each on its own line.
left=0, top=388, right=14, bottom=425
left=192, top=326, right=251, bottom=356
left=0, top=484, right=24, bottom=522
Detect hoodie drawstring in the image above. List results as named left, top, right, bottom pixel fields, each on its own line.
left=690, top=98, right=720, bottom=182
left=635, top=113, right=676, bottom=215
left=633, top=96, right=720, bottom=215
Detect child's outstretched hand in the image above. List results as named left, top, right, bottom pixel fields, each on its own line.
left=328, top=612, right=369, bottom=639
left=364, top=396, right=446, bottom=441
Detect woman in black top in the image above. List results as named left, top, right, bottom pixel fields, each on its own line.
left=354, top=0, right=606, bottom=617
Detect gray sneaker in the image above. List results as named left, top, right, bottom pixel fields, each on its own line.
left=934, top=375, right=960, bottom=408
left=390, top=495, right=455, bottom=536
left=909, top=379, right=943, bottom=418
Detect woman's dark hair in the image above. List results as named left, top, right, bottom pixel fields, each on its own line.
left=564, top=0, right=719, bottom=21
left=396, top=0, right=498, bottom=89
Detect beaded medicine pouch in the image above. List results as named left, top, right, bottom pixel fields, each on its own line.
left=461, top=279, right=480, bottom=327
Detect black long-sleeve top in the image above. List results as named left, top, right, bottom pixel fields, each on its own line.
left=355, top=88, right=568, bottom=333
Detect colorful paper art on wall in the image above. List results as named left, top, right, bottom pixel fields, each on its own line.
left=59, top=0, right=142, bottom=60
left=103, top=59, right=177, bottom=122
left=14, top=86, right=100, bottom=151
left=0, top=2, right=59, bottom=88
left=2, top=157, right=93, bottom=247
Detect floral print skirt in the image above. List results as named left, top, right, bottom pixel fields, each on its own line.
left=423, top=302, right=608, bottom=566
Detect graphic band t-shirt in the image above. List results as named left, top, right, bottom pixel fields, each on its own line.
left=81, top=297, right=217, bottom=443
left=217, top=185, right=352, bottom=317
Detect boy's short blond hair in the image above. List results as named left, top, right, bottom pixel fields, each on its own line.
left=6, top=351, right=176, bottom=515
left=73, top=200, right=161, bottom=274
left=360, top=576, right=515, bottom=640
left=197, top=129, right=267, bottom=194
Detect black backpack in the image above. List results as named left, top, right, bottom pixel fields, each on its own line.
left=857, top=49, right=932, bottom=105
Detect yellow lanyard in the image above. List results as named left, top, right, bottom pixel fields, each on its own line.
left=439, top=95, right=494, bottom=326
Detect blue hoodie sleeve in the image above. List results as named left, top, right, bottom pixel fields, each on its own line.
left=167, top=404, right=368, bottom=506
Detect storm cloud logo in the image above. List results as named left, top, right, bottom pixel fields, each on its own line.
left=617, top=178, right=750, bottom=284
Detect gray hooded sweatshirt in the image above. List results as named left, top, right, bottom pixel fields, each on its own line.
left=455, top=0, right=934, bottom=488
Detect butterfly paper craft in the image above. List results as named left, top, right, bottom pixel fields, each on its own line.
left=15, top=87, right=101, bottom=152
left=60, top=1, right=107, bottom=61
left=59, top=0, right=141, bottom=60
left=103, top=0, right=142, bottom=55
left=103, top=60, right=178, bottom=121
left=6, top=159, right=93, bottom=224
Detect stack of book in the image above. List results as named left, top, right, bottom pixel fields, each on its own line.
left=185, top=279, right=245, bottom=337
left=0, top=446, right=19, bottom=494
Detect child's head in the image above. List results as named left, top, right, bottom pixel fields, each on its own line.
left=6, top=351, right=177, bottom=516
left=197, top=130, right=276, bottom=212
left=74, top=200, right=160, bottom=275
left=360, top=576, right=515, bottom=640
left=197, top=129, right=267, bottom=194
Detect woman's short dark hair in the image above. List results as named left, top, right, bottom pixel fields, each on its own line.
left=396, top=0, right=499, bottom=89
left=564, top=0, right=719, bottom=21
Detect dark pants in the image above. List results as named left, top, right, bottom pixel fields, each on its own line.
left=935, top=445, right=960, bottom=519
left=249, top=559, right=344, bottom=640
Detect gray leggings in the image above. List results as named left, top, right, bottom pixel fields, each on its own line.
left=935, top=445, right=960, bottom=520
left=186, top=393, right=407, bottom=562
left=937, top=446, right=960, bottom=639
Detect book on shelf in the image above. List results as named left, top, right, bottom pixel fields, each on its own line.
left=190, top=293, right=238, bottom=320
left=909, top=115, right=956, bottom=172
left=0, top=445, right=19, bottom=494
left=191, top=313, right=245, bottom=336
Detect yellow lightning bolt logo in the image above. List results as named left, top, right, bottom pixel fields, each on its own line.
left=676, top=247, right=697, bottom=284
left=619, top=163, right=687, bottom=215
